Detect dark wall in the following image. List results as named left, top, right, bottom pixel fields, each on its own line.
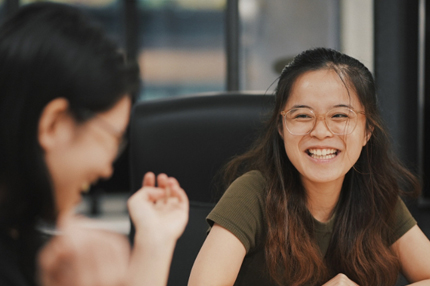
left=374, top=1, right=420, bottom=175
left=425, top=0, right=430, bottom=201
left=375, top=0, right=430, bottom=203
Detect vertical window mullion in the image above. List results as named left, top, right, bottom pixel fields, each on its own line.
left=225, top=0, right=240, bottom=91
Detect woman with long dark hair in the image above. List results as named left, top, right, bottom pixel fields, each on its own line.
left=189, top=48, right=430, bottom=285
left=0, top=3, right=188, bottom=286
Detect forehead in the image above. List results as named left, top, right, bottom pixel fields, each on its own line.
left=285, top=69, right=363, bottom=110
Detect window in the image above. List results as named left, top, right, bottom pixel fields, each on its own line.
left=21, top=0, right=125, bottom=49
left=240, top=0, right=340, bottom=91
left=137, top=0, right=226, bottom=100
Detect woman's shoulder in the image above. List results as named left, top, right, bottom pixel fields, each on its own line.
left=208, top=170, right=267, bottom=251
left=240, top=170, right=265, bottom=181
left=391, top=197, right=417, bottom=243
left=227, top=170, right=266, bottom=195
left=212, top=170, right=267, bottom=210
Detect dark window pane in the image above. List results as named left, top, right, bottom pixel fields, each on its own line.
left=21, top=0, right=124, bottom=48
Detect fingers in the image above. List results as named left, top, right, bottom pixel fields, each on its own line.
left=128, top=188, right=166, bottom=211
left=167, top=178, right=188, bottom=204
left=134, top=173, right=187, bottom=205
left=130, top=185, right=182, bottom=205
left=156, top=175, right=188, bottom=204
left=156, top=174, right=170, bottom=202
left=142, top=172, right=155, bottom=187
left=141, top=188, right=168, bottom=202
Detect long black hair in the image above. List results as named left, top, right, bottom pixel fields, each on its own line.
left=0, top=1, right=139, bottom=268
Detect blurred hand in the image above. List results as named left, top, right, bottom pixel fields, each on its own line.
left=322, top=273, right=359, bottom=286
left=128, top=172, right=189, bottom=243
left=38, top=215, right=130, bottom=286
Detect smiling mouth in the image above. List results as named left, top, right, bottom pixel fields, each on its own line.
left=306, top=148, right=339, bottom=159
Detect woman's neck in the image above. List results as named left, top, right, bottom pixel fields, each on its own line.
left=302, top=177, right=344, bottom=223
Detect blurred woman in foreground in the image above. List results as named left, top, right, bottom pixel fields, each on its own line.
left=0, top=3, right=188, bottom=286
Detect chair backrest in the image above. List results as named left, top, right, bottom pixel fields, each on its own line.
left=129, top=92, right=275, bottom=286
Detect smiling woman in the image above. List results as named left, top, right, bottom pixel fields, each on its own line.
left=41, top=96, right=132, bottom=215
left=189, top=48, right=430, bottom=286
left=280, top=69, right=370, bottom=189
left=0, top=3, right=189, bottom=286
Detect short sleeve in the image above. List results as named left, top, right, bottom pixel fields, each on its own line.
left=207, top=171, right=266, bottom=252
left=391, top=198, right=417, bottom=244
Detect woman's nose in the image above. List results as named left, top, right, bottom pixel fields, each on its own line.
left=309, top=116, right=333, bottom=138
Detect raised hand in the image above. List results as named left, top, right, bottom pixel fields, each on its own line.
left=128, top=172, right=189, bottom=243
left=126, top=172, right=189, bottom=286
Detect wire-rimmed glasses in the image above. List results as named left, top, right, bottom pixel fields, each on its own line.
left=280, top=107, right=365, bottom=135
left=78, top=109, right=128, bottom=159
left=92, top=115, right=128, bottom=159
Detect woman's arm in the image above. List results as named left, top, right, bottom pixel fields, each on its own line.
left=127, top=172, right=189, bottom=286
left=392, top=225, right=430, bottom=285
left=39, top=172, right=188, bottom=286
left=188, top=223, right=246, bottom=286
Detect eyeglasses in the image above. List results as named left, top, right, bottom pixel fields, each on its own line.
left=280, top=107, right=365, bottom=135
left=75, top=109, right=126, bottom=160
left=92, top=115, right=128, bottom=159
left=77, top=108, right=128, bottom=159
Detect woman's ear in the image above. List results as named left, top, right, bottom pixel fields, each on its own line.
left=278, top=121, right=284, bottom=140
left=38, top=98, right=74, bottom=152
left=362, top=126, right=374, bottom=146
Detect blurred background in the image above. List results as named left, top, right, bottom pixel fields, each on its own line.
left=0, top=0, right=429, bottom=240
left=2, top=0, right=372, bottom=103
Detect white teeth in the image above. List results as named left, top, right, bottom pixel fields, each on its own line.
left=308, top=149, right=337, bottom=156
left=307, top=148, right=337, bottom=159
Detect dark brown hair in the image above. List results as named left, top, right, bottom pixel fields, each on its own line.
left=223, top=48, right=420, bottom=285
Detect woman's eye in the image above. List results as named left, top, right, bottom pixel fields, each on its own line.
left=293, top=114, right=312, bottom=119
left=331, top=113, right=349, bottom=119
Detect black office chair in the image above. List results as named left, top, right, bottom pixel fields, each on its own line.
left=129, top=92, right=274, bottom=286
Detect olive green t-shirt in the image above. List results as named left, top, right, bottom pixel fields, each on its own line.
left=207, top=170, right=417, bottom=286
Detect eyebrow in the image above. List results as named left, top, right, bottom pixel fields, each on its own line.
left=289, top=104, right=354, bottom=109
left=333, top=104, right=354, bottom=109
left=290, top=104, right=312, bottom=109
